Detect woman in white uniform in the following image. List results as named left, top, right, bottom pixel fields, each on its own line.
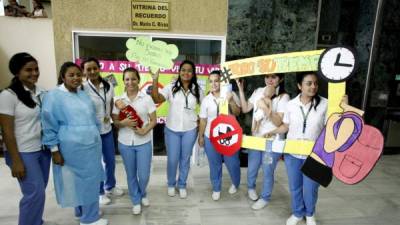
left=112, top=67, right=157, bottom=215
left=198, top=70, right=241, bottom=201
left=269, top=72, right=327, bottom=225
left=236, top=74, right=289, bottom=208
left=151, top=60, right=204, bottom=198
left=0, top=52, right=51, bottom=225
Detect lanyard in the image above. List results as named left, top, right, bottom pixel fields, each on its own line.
left=213, top=98, right=219, bottom=116
left=89, top=82, right=107, bottom=112
left=182, top=89, right=191, bottom=109
left=299, top=102, right=313, bottom=134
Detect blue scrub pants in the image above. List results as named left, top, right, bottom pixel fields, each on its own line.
left=259, top=152, right=282, bottom=201
left=119, top=141, right=152, bottom=205
left=99, top=131, right=116, bottom=194
left=164, top=127, right=198, bottom=189
left=5, top=150, right=51, bottom=225
left=247, top=150, right=262, bottom=190
left=204, top=137, right=240, bottom=192
left=74, top=201, right=101, bottom=224
left=284, top=154, right=319, bottom=217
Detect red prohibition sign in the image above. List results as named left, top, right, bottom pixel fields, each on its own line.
left=209, top=114, right=243, bottom=156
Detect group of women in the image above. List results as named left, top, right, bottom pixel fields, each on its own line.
left=0, top=52, right=330, bottom=225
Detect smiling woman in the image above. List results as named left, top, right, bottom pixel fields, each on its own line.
left=41, top=62, right=108, bottom=225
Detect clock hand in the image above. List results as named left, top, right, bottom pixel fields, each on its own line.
left=334, top=53, right=353, bottom=67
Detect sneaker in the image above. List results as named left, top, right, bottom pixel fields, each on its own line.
left=306, top=216, right=317, bottom=225
left=80, top=218, right=108, bottom=225
left=132, top=204, right=141, bottom=215
left=228, top=184, right=238, bottom=194
left=211, top=191, right=221, bottom=201
left=141, top=197, right=150, bottom=207
left=248, top=189, right=258, bottom=201
left=179, top=188, right=187, bottom=199
left=286, top=215, right=303, bottom=225
left=75, top=210, right=103, bottom=221
left=105, top=187, right=124, bottom=196
left=251, top=198, right=268, bottom=210
left=167, top=187, right=176, bottom=197
left=99, top=195, right=111, bottom=205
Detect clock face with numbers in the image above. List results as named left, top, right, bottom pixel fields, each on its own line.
left=318, top=46, right=358, bottom=83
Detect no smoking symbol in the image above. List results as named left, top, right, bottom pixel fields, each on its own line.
left=209, top=115, right=243, bottom=156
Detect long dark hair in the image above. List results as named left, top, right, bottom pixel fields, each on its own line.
left=8, top=52, right=38, bottom=108
left=57, top=62, right=82, bottom=85
left=270, top=73, right=286, bottom=100
left=172, top=60, right=200, bottom=104
left=296, top=71, right=320, bottom=110
left=80, top=57, right=110, bottom=92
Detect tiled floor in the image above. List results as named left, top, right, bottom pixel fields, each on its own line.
left=0, top=154, right=399, bottom=225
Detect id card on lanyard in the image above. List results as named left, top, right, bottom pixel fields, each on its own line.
left=300, top=102, right=313, bottom=135
left=88, top=82, right=109, bottom=123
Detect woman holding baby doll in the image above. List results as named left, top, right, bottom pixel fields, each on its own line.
left=198, top=70, right=241, bottom=201
left=112, top=67, right=157, bottom=215
left=236, top=73, right=290, bottom=210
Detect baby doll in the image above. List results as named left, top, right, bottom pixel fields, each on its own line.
left=115, top=99, right=144, bottom=128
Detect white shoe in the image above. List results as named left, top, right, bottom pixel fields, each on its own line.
left=248, top=189, right=258, bottom=201
left=286, top=215, right=303, bottom=225
left=75, top=210, right=103, bottom=221
left=228, top=184, right=238, bottom=194
left=306, top=216, right=317, bottom=225
left=80, top=218, right=108, bottom=225
left=99, top=195, right=111, bottom=205
left=251, top=198, right=268, bottom=210
left=179, top=188, right=187, bottom=199
left=167, top=187, right=176, bottom=197
left=211, top=191, right=221, bottom=201
left=132, top=204, right=141, bottom=215
left=105, top=187, right=124, bottom=196
left=141, top=197, right=150, bottom=207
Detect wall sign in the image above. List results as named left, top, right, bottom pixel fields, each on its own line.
left=131, top=0, right=169, bottom=30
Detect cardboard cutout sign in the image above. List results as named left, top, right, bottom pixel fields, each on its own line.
left=126, top=36, right=179, bottom=73
left=301, top=111, right=384, bottom=187
left=209, top=115, right=243, bottom=156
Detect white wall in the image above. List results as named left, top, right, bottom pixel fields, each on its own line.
left=0, top=16, right=57, bottom=90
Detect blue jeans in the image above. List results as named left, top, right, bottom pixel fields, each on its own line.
left=5, top=150, right=51, bottom=225
left=74, top=201, right=100, bottom=224
left=247, top=150, right=263, bottom=190
left=99, top=131, right=117, bottom=194
left=164, top=127, right=198, bottom=189
left=204, top=137, right=240, bottom=192
left=260, top=152, right=282, bottom=201
left=284, top=154, right=319, bottom=217
left=119, top=141, right=152, bottom=205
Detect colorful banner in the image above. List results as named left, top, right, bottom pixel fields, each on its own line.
left=221, top=50, right=324, bottom=79
left=76, top=59, right=219, bottom=123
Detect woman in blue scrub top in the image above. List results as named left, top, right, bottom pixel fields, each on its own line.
left=198, top=70, right=241, bottom=201
left=269, top=72, right=327, bottom=225
left=41, top=62, right=107, bottom=225
left=0, top=52, right=51, bottom=225
left=81, top=57, right=124, bottom=206
left=151, top=60, right=204, bottom=199
left=112, top=67, right=157, bottom=215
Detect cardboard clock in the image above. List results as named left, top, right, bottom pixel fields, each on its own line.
left=318, top=46, right=358, bottom=83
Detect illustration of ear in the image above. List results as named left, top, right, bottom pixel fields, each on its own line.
left=301, top=112, right=363, bottom=187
